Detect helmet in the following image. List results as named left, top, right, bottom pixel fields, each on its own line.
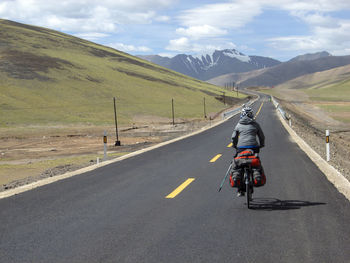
left=241, top=106, right=254, bottom=119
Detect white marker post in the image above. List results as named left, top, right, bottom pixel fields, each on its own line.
left=326, top=130, right=330, bottom=162
left=103, top=131, right=107, bottom=161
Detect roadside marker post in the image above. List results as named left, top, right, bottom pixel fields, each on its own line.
left=103, top=131, right=107, bottom=161
left=326, top=130, right=330, bottom=162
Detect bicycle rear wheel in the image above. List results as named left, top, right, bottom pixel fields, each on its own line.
left=246, top=180, right=251, bottom=208
left=245, top=170, right=251, bottom=209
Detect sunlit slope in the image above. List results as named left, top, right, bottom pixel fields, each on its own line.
left=272, top=64, right=350, bottom=100
left=268, top=65, right=350, bottom=123
left=0, top=19, right=241, bottom=126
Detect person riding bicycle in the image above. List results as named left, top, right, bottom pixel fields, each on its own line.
left=230, top=105, right=266, bottom=196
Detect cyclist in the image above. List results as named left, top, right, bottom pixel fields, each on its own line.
left=230, top=105, right=265, bottom=196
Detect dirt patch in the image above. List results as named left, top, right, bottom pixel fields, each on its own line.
left=0, top=50, right=73, bottom=80
left=0, top=114, right=233, bottom=192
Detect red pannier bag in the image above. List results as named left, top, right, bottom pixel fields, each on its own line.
left=233, top=149, right=266, bottom=187
left=253, top=167, right=266, bottom=187
left=233, top=150, right=261, bottom=167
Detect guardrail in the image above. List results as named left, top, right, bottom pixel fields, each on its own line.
left=222, top=107, right=241, bottom=119
left=271, top=96, right=289, bottom=120
left=222, top=91, right=259, bottom=119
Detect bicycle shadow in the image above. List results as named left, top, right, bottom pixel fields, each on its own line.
left=249, top=198, right=326, bottom=211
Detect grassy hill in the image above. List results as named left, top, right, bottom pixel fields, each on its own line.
left=0, top=19, right=242, bottom=127
left=265, top=64, right=350, bottom=123
left=274, top=64, right=350, bottom=98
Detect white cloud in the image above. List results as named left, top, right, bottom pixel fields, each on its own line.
left=267, top=10, right=350, bottom=55
left=155, top=15, right=171, bottom=22
left=108, top=43, right=152, bottom=53
left=166, top=37, right=237, bottom=54
left=173, top=0, right=350, bottom=55
left=0, top=0, right=175, bottom=36
left=175, top=0, right=350, bottom=35
left=74, top=32, right=110, bottom=41
left=171, top=1, right=262, bottom=53
left=158, top=52, right=176, bottom=58
left=176, top=25, right=227, bottom=39
left=1, top=0, right=350, bottom=57
left=166, top=37, right=192, bottom=52
left=178, top=1, right=262, bottom=29
left=278, top=0, right=350, bottom=13
left=268, top=36, right=320, bottom=51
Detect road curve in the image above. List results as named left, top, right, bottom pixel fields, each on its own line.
left=0, top=95, right=349, bottom=262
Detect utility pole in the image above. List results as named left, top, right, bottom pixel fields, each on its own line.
left=221, top=91, right=226, bottom=105
left=113, top=97, right=121, bottom=146
left=172, top=98, right=175, bottom=125
left=203, top=97, right=207, bottom=119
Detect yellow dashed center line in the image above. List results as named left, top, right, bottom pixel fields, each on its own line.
left=254, top=102, right=264, bottom=119
left=210, top=154, right=222, bottom=162
left=227, top=143, right=233, bottom=148
left=166, top=178, right=195, bottom=199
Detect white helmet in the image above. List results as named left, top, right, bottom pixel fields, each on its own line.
left=241, top=106, right=254, bottom=119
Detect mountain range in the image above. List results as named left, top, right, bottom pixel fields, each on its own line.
left=138, top=49, right=281, bottom=81
left=208, top=52, right=350, bottom=88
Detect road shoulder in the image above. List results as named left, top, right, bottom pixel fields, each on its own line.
left=276, top=109, right=350, bottom=202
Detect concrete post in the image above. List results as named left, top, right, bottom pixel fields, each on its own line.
left=326, top=130, right=330, bottom=162
left=103, top=131, right=107, bottom=161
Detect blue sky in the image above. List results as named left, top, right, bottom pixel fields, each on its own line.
left=1, top=0, right=350, bottom=61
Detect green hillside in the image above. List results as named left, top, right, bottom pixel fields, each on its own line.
left=307, top=78, right=350, bottom=123
left=0, top=19, right=243, bottom=126
left=263, top=64, right=350, bottom=123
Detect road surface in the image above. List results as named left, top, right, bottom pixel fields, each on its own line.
left=1, top=95, right=349, bottom=262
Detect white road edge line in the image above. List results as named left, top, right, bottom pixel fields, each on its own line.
left=0, top=107, right=246, bottom=199
left=276, top=109, right=350, bottom=202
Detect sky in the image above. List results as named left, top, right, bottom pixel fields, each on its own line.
left=1, top=0, right=350, bottom=61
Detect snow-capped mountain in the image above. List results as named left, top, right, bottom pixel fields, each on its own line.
left=138, top=49, right=281, bottom=81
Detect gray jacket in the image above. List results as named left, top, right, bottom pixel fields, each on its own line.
left=231, top=116, right=265, bottom=148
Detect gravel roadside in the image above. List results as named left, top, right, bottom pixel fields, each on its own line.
left=280, top=101, right=350, bottom=183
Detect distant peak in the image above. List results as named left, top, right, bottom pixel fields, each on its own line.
left=221, top=49, right=250, bottom=62
left=290, top=51, right=331, bottom=62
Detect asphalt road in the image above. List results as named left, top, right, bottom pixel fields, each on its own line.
left=1, top=95, right=349, bottom=263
